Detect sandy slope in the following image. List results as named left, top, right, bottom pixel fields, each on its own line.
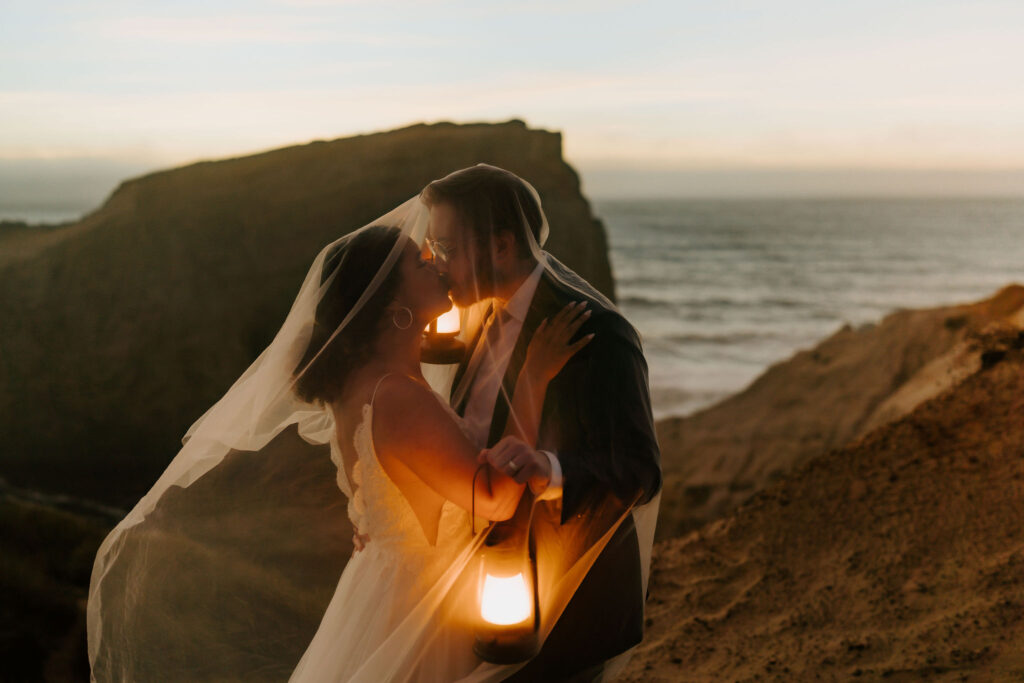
left=655, top=284, right=1024, bottom=540
left=623, top=326, right=1024, bottom=681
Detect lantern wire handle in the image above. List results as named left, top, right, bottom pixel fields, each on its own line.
left=471, top=462, right=489, bottom=535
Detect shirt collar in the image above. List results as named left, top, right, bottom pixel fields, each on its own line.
left=498, top=257, right=546, bottom=324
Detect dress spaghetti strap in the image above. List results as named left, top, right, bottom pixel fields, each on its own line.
left=369, top=373, right=394, bottom=411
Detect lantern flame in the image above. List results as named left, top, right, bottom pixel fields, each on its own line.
left=480, top=572, right=531, bottom=626
left=436, top=306, right=461, bottom=335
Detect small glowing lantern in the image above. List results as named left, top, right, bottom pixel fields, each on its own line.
left=474, top=491, right=541, bottom=664
left=421, top=304, right=465, bottom=364
left=480, top=573, right=532, bottom=625
left=435, top=306, right=461, bottom=335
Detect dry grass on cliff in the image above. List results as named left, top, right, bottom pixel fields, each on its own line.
left=624, top=327, right=1024, bottom=681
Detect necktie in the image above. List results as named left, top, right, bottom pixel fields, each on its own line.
left=458, top=305, right=512, bottom=443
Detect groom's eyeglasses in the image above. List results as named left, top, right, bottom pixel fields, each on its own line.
left=426, top=238, right=457, bottom=265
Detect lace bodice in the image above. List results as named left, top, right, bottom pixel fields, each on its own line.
left=328, top=390, right=475, bottom=560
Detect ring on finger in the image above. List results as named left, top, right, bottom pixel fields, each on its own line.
left=507, top=459, right=521, bottom=472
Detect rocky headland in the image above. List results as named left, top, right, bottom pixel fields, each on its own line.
left=0, top=120, right=613, bottom=507
left=1, top=120, right=616, bottom=680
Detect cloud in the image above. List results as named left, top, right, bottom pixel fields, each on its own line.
left=272, top=0, right=439, bottom=6
left=91, top=15, right=327, bottom=44
left=85, top=14, right=440, bottom=46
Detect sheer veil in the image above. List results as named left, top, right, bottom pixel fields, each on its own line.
left=87, top=168, right=659, bottom=682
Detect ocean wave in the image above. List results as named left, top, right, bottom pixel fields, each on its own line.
left=650, top=386, right=734, bottom=420
left=663, top=331, right=791, bottom=345
left=620, top=294, right=679, bottom=308
left=620, top=293, right=820, bottom=310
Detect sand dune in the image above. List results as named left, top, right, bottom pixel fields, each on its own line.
left=624, top=324, right=1024, bottom=680
left=655, top=283, right=1024, bottom=540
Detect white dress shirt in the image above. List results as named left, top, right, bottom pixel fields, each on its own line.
left=460, top=259, right=563, bottom=500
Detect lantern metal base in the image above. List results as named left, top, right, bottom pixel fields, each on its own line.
left=473, top=630, right=540, bottom=664
left=420, top=336, right=466, bottom=365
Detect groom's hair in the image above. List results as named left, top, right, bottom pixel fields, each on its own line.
left=421, top=164, right=543, bottom=260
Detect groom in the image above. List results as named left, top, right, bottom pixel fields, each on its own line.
left=423, top=164, right=661, bottom=681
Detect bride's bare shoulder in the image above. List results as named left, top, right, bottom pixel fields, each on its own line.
left=326, top=371, right=402, bottom=425
left=371, top=374, right=437, bottom=414
left=333, top=372, right=451, bottom=446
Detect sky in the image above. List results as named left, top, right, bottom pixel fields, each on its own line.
left=2, top=0, right=1024, bottom=210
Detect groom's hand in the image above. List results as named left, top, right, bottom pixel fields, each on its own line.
left=479, top=436, right=551, bottom=492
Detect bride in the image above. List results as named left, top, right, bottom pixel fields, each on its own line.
left=87, top=179, right=654, bottom=682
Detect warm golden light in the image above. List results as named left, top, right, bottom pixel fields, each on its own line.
left=436, top=306, right=460, bottom=335
left=421, top=303, right=465, bottom=364
left=479, top=573, right=531, bottom=626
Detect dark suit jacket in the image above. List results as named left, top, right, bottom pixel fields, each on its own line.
left=453, top=255, right=662, bottom=680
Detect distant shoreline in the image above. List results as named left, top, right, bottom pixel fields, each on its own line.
left=0, top=217, right=77, bottom=231
left=5, top=194, right=1024, bottom=226
left=0, top=209, right=87, bottom=226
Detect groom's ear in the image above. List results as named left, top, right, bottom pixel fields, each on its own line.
left=492, top=230, right=517, bottom=259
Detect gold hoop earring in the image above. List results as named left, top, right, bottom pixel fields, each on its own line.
left=392, top=306, right=413, bottom=330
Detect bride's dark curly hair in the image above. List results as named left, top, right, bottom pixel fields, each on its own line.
left=293, top=225, right=404, bottom=405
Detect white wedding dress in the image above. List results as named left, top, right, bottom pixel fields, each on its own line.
left=290, top=388, right=485, bottom=682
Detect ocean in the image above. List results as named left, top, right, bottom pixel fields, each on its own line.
left=0, top=206, right=83, bottom=225
left=4, top=197, right=1023, bottom=421
left=595, top=198, right=1024, bottom=420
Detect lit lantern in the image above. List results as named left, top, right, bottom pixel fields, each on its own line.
left=474, top=491, right=541, bottom=664
left=480, top=573, right=532, bottom=625
left=435, top=306, right=461, bottom=335
left=421, top=304, right=465, bottom=364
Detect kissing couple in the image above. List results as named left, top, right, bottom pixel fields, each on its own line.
left=88, top=164, right=662, bottom=682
